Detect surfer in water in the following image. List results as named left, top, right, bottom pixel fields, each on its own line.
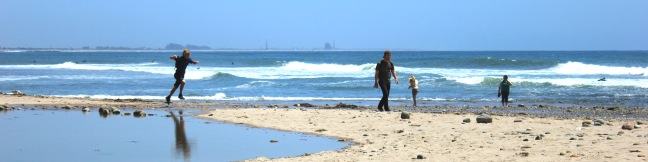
left=166, top=49, right=199, bottom=104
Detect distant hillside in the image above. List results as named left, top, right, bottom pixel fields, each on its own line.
left=165, top=43, right=211, bottom=50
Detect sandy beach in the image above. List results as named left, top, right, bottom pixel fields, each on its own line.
left=2, top=94, right=648, bottom=161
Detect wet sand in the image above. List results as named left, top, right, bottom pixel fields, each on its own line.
left=2, top=94, right=648, bottom=161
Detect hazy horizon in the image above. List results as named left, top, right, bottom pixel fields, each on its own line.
left=1, top=0, right=647, bottom=50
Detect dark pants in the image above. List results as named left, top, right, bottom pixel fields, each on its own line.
left=377, top=79, right=391, bottom=111
left=501, top=91, right=509, bottom=103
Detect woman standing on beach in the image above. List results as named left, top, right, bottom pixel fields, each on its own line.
left=498, top=75, right=512, bottom=107
left=165, top=49, right=199, bottom=104
left=374, top=50, right=399, bottom=111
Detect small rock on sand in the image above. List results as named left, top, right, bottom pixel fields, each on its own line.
left=462, top=118, right=471, bottom=123
left=81, top=107, right=89, bottom=112
left=593, top=119, right=605, bottom=126
left=133, top=110, right=146, bottom=117
left=111, top=107, right=121, bottom=114
left=518, top=152, right=529, bottom=157
left=401, top=112, right=411, bottom=119
left=62, top=105, right=72, bottom=109
left=476, top=114, right=492, bottom=123
left=514, top=119, right=523, bottom=123
left=294, top=103, right=315, bottom=107
left=582, top=121, right=592, bottom=127
left=124, top=112, right=132, bottom=116
left=416, top=154, right=425, bottom=159
left=622, top=122, right=636, bottom=130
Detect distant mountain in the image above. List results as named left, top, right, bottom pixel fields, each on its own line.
left=165, top=43, right=211, bottom=50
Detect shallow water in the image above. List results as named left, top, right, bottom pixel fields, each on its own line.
left=0, top=109, right=347, bottom=162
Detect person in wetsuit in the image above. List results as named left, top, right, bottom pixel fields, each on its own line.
left=498, top=75, right=512, bottom=107
left=374, top=50, right=399, bottom=111
left=166, top=49, right=199, bottom=103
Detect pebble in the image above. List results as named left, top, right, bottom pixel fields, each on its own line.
left=133, top=110, right=146, bottom=117
left=462, top=118, right=471, bottom=123
left=416, top=154, right=425, bottom=159
left=582, top=121, right=592, bottom=127
left=269, top=140, right=278, bottom=143
left=514, top=119, right=523, bottom=123
left=476, top=114, right=493, bottom=123
left=622, top=122, right=636, bottom=130
left=400, top=112, right=411, bottom=119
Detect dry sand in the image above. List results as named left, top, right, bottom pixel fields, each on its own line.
left=202, top=108, right=648, bottom=162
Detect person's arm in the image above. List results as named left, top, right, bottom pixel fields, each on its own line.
left=497, top=83, right=502, bottom=97
left=189, top=58, right=199, bottom=64
left=170, top=55, right=178, bottom=60
left=391, top=64, right=399, bottom=84
left=374, top=68, right=379, bottom=88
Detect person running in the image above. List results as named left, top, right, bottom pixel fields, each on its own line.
left=408, top=74, right=419, bottom=107
left=498, top=75, right=512, bottom=107
left=374, top=50, right=399, bottom=111
left=166, top=49, right=199, bottom=104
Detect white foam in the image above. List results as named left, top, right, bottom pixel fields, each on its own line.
left=54, top=93, right=450, bottom=101
left=549, top=61, right=648, bottom=76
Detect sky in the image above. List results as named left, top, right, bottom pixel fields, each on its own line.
left=0, top=0, right=647, bottom=50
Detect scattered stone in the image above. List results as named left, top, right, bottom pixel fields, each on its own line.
left=133, top=110, right=146, bottom=117
left=476, top=114, right=493, bottom=123
left=582, top=121, right=592, bottom=127
left=11, top=90, right=25, bottom=96
left=593, top=119, right=605, bottom=126
left=62, top=105, right=72, bottom=109
left=400, top=112, right=411, bottom=119
left=396, top=130, right=404, bottom=133
left=637, top=121, right=645, bottom=125
left=514, top=119, right=523, bottom=123
left=98, top=107, right=110, bottom=116
left=630, top=150, right=641, bottom=153
left=535, top=135, right=543, bottom=140
left=315, top=129, right=327, bottom=132
left=606, top=106, right=620, bottom=111
left=110, top=107, right=121, bottom=115
left=635, top=125, right=642, bottom=129
left=334, top=102, right=359, bottom=109
left=294, top=103, right=315, bottom=107
left=416, top=154, right=425, bottom=159
left=208, top=114, right=214, bottom=116
left=523, top=139, right=529, bottom=141
left=81, top=107, right=89, bottom=112
left=517, top=104, right=525, bottom=108
left=607, top=136, right=613, bottom=140
left=639, top=154, right=645, bottom=157
left=569, top=137, right=576, bottom=140
left=463, top=118, right=471, bottom=123
left=269, top=140, right=278, bottom=143
left=518, top=152, right=529, bottom=157
left=622, top=122, right=636, bottom=130
left=124, top=112, right=132, bottom=116
left=559, top=152, right=566, bottom=156
left=618, top=131, right=625, bottom=136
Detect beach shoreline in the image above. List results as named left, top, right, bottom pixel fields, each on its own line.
left=2, top=93, right=648, bottom=161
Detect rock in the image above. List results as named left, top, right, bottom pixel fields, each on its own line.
left=606, top=106, right=620, bottom=111
left=582, top=121, right=592, bottom=127
left=133, top=110, right=146, bottom=117
left=514, top=119, right=523, bottom=123
left=463, top=118, right=471, bottom=123
left=208, top=114, right=214, bottom=116
left=294, top=103, right=315, bottom=107
left=400, top=112, right=411, bottom=119
left=11, top=90, right=25, bottom=96
left=315, top=129, right=327, bottom=132
left=269, top=140, right=278, bottom=143
left=396, top=130, right=404, bottom=133
left=593, top=119, right=605, bottom=126
left=635, top=125, right=642, bottom=129
left=517, top=104, right=525, bottom=108
left=416, top=154, right=425, bottom=159
left=334, top=102, right=359, bottom=109
left=618, top=131, right=625, bottom=136
left=538, top=105, right=545, bottom=108
left=124, top=112, right=132, bottom=116
left=630, top=150, right=641, bottom=153
left=569, top=137, right=576, bottom=140
left=523, top=139, right=529, bottom=141
left=622, top=122, right=636, bottom=130
left=476, top=114, right=493, bottom=123
left=81, top=107, right=90, bottom=112
left=639, top=154, right=646, bottom=157
left=535, top=135, right=543, bottom=140
left=110, top=107, right=121, bottom=115
left=518, top=152, right=529, bottom=157
left=98, top=107, right=110, bottom=116
left=637, top=121, right=645, bottom=125
left=62, top=105, right=72, bottom=109
left=607, top=136, right=613, bottom=140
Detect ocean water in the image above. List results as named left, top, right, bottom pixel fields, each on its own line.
left=1, top=51, right=647, bottom=106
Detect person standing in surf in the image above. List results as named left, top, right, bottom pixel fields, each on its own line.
left=408, top=74, right=419, bottom=107
left=166, top=49, right=199, bottom=104
left=498, top=75, right=512, bottom=107
left=374, top=50, right=399, bottom=111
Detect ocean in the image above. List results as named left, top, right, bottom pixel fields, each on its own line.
left=1, top=50, right=647, bottom=106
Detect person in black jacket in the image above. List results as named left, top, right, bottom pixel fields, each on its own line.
left=374, top=50, right=399, bottom=111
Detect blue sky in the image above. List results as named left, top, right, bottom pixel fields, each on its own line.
left=1, top=0, right=647, bottom=50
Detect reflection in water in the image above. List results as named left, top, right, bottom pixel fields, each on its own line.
left=169, top=110, right=191, bottom=161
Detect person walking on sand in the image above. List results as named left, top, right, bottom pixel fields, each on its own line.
left=374, top=50, right=399, bottom=111
left=498, top=75, right=512, bottom=107
left=166, top=49, right=199, bottom=104
left=408, top=74, right=419, bottom=107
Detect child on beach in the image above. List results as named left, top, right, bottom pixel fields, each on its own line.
left=408, top=75, right=419, bottom=107
left=165, top=49, right=199, bottom=104
left=498, top=75, right=512, bottom=107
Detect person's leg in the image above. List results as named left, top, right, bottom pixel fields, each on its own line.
left=412, top=89, right=418, bottom=107
left=377, top=80, right=388, bottom=111
left=384, top=81, right=391, bottom=111
left=167, top=79, right=181, bottom=103
left=178, top=80, right=186, bottom=99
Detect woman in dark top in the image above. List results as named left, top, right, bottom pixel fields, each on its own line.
left=166, top=49, right=199, bottom=104
left=374, top=50, right=399, bottom=111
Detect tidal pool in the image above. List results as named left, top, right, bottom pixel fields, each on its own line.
left=0, top=109, right=348, bottom=162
